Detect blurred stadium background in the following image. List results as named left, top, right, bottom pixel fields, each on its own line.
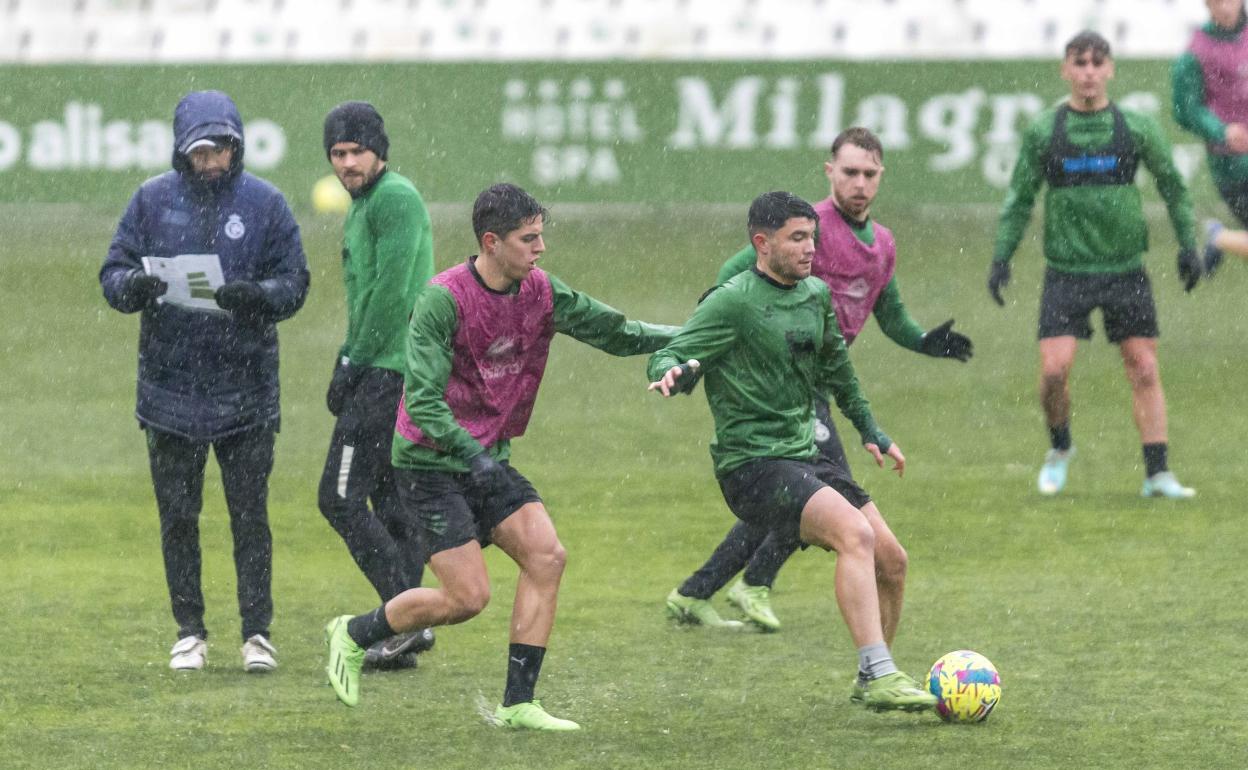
left=0, top=0, right=1217, bottom=62
left=3, top=2, right=1247, bottom=768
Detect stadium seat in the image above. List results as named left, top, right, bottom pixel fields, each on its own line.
left=0, top=0, right=1228, bottom=62
left=88, top=18, right=162, bottom=62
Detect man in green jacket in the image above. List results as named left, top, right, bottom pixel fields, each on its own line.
left=649, top=190, right=936, bottom=714
left=1173, top=0, right=1248, bottom=273
left=989, top=32, right=1199, bottom=500
left=318, top=102, right=435, bottom=669
left=665, top=128, right=971, bottom=634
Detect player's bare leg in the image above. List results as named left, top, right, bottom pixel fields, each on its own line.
left=386, top=541, right=492, bottom=630
left=859, top=502, right=907, bottom=648
left=325, top=542, right=490, bottom=707
left=799, top=488, right=934, bottom=712
left=1119, top=337, right=1166, bottom=444
left=1121, top=337, right=1194, bottom=498
left=488, top=502, right=579, bottom=730
left=1038, top=336, right=1076, bottom=429
left=1037, top=336, right=1077, bottom=494
left=492, top=502, right=566, bottom=647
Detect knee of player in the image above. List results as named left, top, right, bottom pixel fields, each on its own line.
left=449, top=583, right=491, bottom=621
left=1124, top=355, right=1159, bottom=387
left=525, top=539, right=568, bottom=579
left=876, top=541, right=908, bottom=585
left=837, top=517, right=876, bottom=556
left=1039, top=368, right=1070, bottom=390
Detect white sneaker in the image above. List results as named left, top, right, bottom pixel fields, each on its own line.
left=1141, top=471, right=1196, bottom=500
left=241, top=634, right=277, bottom=673
left=170, top=636, right=207, bottom=671
left=1037, top=447, right=1074, bottom=496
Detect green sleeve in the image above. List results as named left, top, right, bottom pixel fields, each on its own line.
left=349, top=186, right=433, bottom=366
left=815, top=293, right=888, bottom=449
left=871, top=277, right=925, bottom=351
left=401, top=285, right=486, bottom=461
left=993, top=117, right=1048, bottom=263
left=1172, top=52, right=1226, bottom=145
left=550, top=274, right=679, bottom=355
left=716, top=245, right=755, bottom=283
left=646, top=285, right=740, bottom=382
left=1135, top=113, right=1198, bottom=250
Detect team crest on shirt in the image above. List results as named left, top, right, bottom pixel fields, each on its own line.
left=842, top=277, right=871, bottom=300
left=224, top=214, right=246, bottom=240
left=485, top=336, right=518, bottom=358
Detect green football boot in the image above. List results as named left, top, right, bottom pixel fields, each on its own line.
left=494, top=700, right=581, bottom=731
left=851, top=671, right=938, bottom=712
left=725, top=578, right=781, bottom=632
left=325, top=615, right=365, bottom=707
left=665, top=589, right=744, bottom=629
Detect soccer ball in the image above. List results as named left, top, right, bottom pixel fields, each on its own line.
left=312, top=174, right=351, bottom=214
left=927, top=650, right=1001, bottom=723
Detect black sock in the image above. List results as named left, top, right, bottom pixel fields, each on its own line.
left=1143, top=443, right=1168, bottom=477
left=346, top=603, right=395, bottom=649
left=502, top=643, right=546, bottom=707
left=1049, top=423, right=1072, bottom=452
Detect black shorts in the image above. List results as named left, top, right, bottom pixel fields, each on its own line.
left=393, top=462, right=542, bottom=557
left=1215, top=179, right=1248, bottom=229
left=1037, top=267, right=1158, bottom=343
left=717, top=456, right=871, bottom=544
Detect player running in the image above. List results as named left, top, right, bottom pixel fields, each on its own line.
left=324, top=183, right=678, bottom=730
left=665, top=127, right=972, bottom=634
left=648, top=190, right=937, bottom=713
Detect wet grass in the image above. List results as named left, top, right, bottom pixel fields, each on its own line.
left=1, top=202, right=1246, bottom=768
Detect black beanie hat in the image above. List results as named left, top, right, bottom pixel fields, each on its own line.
left=323, top=101, right=389, bottom=161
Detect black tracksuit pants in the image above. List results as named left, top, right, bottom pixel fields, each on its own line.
left=317, top=367, right=425, bottom=602
left=146, top=425, right=275, bottom=642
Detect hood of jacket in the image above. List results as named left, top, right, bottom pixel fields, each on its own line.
left=171, top=90, right=245, bottom=179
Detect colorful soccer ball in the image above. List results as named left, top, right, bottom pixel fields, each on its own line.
left=927, top=650, right=1001, bottom=723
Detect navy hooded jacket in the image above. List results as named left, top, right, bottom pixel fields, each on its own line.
left=100, top=90, right=310, bottom=440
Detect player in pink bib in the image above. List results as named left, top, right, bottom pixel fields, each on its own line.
left=1174, top=0, right=1248, bottom=273
left=323, top=184, right=678, bottom=730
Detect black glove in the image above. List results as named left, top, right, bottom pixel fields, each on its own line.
left=326, top=359, right=358, bottom=416
left=215, top=281, right=268, bottom=317
left=1176, top=247, right=1201, bottom=293
left=126, top=269, right=167, bottom=308
left=918, top=319, right=973, bottom=362
left=673, top=360, right=703, bottom=395
left=469, top=451, right=509, bottom=494
left=987, top=261, right=1011, bottom=306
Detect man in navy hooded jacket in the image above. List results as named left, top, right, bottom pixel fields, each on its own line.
left=100, top=90, right=309, bottom=673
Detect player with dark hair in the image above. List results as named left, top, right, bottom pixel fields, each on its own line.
left=317, top=101, right=435, bottom=670
left=323, top=183, right=678, bottom=730
left=665, top=127, right=972, bottom=633
left=989, top=31, right=1200, bottom=499
left=649, top=190, right=937, bottom=713
left=1173, top=0, right=1248, bottom=273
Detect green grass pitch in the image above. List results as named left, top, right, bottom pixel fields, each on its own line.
left=1, top=200, right=1246, bottom=768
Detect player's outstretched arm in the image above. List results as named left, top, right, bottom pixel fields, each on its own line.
left=549, top=275, right=679, bottom=355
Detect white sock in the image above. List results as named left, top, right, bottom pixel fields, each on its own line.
left=857, top=642, right=898, bottom=682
